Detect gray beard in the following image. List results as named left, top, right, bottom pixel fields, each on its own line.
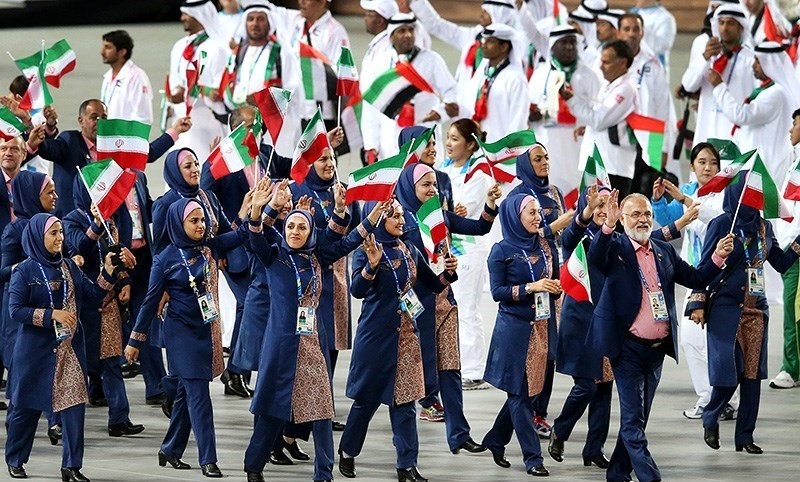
left=625, top=225, right=651, bottom=244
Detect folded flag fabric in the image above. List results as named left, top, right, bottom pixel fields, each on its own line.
left=784, top=157, right=800, bottom=201
left=15, top=50, right=52, bottom=111
left=336, top=46, right=359, bottom=97
left=464, top=154, right=516, bottom=183
left=579, top=144, right=612, bottom=192
left=560, top=240, right=591, bottom=303
left=243, top=111, right=264, bottom=159
left=626, top=113, right=665, bottom=170
left=341, top=92, right=364, bottom=152
left=96, top=119, right=151, bottom=170
left=78, top=158, right=137, bottom=219
left=476, top=130, right=537, bottom=163
left=253, top=86, right=292, bottom=144
left=706, top=138, right=741, bottom=161
left=697, top=148, right=756, bottom=196
left=345, top=150, right=407, bottom=204
left=363, top=61, right=434, bottom=118
left=0, top=108, right=28, bottom=140
left=291, top=109, right=331, bottom=184
left=186, top=61, right=200, bottom=116
left=42, top=39, right=76, bottom=88
left=300, top=43, right=337, bottom=101
left=208, top=122, right=256, bottom=179
left=402, top=126, right=435, bottom=166
left=416, top=195, right=448, bottom=262
left=740, top=155, right=793, bottom=221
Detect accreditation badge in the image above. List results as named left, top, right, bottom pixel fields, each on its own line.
left=747, top=268, right=765, bottom=296
left=534, top=292, right=551, bottom=320
left=400, top=288, right=424, bottom=320
left=197, top=292, right=219, bottom=324
left=648, top=291, right=669, bottom=322
left=295, top=306, right=316, bottom=335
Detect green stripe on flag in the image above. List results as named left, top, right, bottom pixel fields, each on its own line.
left=363, top=68, right=401, bottom=104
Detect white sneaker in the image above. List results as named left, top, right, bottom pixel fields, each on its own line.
left=769, top=370, right=797, bottom=389
left=683, top=405, right=704, bottom=419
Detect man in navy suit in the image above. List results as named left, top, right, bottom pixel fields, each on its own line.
left=586, top=193, right=734, bottom=482
left=24, top=98, right=192, bottom=217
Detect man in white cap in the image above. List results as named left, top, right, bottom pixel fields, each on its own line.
left=529, top=25, right=600, bottom=198
left=168, top=0, right=231, bottom=163
left=630, top=0, right=677, bottom=75
left=459, top=23, right=528, bottom=143
left=681, top=3, right=756, bottom=148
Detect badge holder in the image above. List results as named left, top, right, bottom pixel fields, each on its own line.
left=198, top=292, right=219, bottom=324
left=296, top=306, right=316, bottom=335
left=400, top=288, right=424, bottom=320
left=534, top=292, right=551, bottom=320
left=747, top=268, right=765, bottom=296
left=648, top=291, right=670, bottom=322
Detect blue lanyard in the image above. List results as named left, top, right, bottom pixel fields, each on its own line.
left=235, top=44, right=267, bottom=86
left=311, top=190, right=331, bottom=222
left=725, top=51, right=738, bottom=84
left=528, top=190, right=550, bottom=227
left=382, top=250, right=412, bottom=295
left=636, top=261, right=661, bottom=293
left=522, top=247, right=549, bottom=280
left=740, top=229, right=763, bottom=267
left=178, top=248, right=209, bottom=297
left=287, top=253, right=317, bottom=301
left=36, top=262, right=67, bottom=310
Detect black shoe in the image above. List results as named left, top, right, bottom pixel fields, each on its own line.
left=491, top=450, right=511, bottom=468
left=60, top=467, right=90, bottom=482
left=583, top=454, right=609, bottom=468
left=48, top=425, right=62, bottom=445
left=548, top=435, right=564, bottom=462
left=332, top=420, right=346, bottom=431
left=735, top=442, right=763, bottom=454
left=451, top=438, right=486, bottom=454
left=338, top=450, right=356, bottom=478
left=269, top=448, right=293, bottom=465
left=121, top=361, right=140, bottom=379
left=283, top=439, right=310, bottom=461
left=397, top=466, right=428, bottom=482
left=87, top=397, right=107, bottom=407
left=145, top=394, right=165, bottom=406
left=108, top=421, right=145, bottom=437
left=527, top=464, right=549, bottom=477
left=704, top=427, right=720, bottom=450
left=7, top=465, right=26, bottom=479
left=0, top=401, right=6, bottom=411
left=246, top=471, right=265, bottom=482
left=201, top=463, right=223, bottom=478
left=158, top=451, right=191, bottom=469
left=162, top=397, right=174, bottom=419
left=221, top=369, right=250, bottom=398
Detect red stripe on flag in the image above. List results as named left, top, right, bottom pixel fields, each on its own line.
left=291, top=133, right=329, bottom=184
left=626, top=112, right=665, bottom=132
left=345, top=183, right=395, bottom=205
left=299, top=43, right=331, bottom=63
left=395, top=62, right=434, bottom=94
left=96, top=170, right=137, bottom=220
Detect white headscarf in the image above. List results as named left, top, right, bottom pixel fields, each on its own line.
left=711, top=4, right=753, bottom=46
left=387, top=12, right=417, bottom=37
left=596, top=8, right=625, bottom=31
left=482, top=22, right=525, bottom=68
left=755, top=41, right=800, bottom=109
left=236, top=0, right=275, bottom=40
left=548, top=25, right=579, bottom=53
left=569, top=6, right=597, bottom=49
left=360, top=0, right=399, bottom=20
left=481, top=0, right=517, bottom=27
left=181, top=0, right=227, bottom=42
left=581, top=0, right=607, bottom=16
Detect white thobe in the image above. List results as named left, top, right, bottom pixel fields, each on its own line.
left=101, top=60, right=154, bottom=124
left=459, top=59, right=529, bottom=143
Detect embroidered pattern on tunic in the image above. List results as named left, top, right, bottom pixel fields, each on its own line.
left=599, top=356, right=614, bottom=383
left=328, top=219, right=347, bottom=235
left=689, top=292, right=706, bottom=303
left=99, top=293, right=123, bottom=359
left=791, top=241, right=800, bottom=256
left=249, top=223, right=263, bottom=233
left=86, top=226, right=100, bottom=241
left=356, top=223, right=369, bottom=238
left=524, top=319, right=549, bottom=397
left=52, top=264, right=88, bottom=412
left=512, top=285, right=521, bottom=301
left=394, top=312, right=425, bottom=405
left=202, top=247, right=225, bottom=379
left=332, top=257, right=350, bottom=350
left=130, top=331, right=147, bottom=342
left=660, top=225, right=674, bottom=242
left=736, top=293, right=765, bottom=380
left=435, top=287, right=460, bottom=371
left=481, top=210, right=496, bottom=222
left=33, top=308, right=45, bottom=327
left=361, top=268, right=375, bottom=280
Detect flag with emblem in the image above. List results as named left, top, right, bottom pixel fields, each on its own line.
left=475, top=130, right=537, bottom=163
left=42, top=39, right=76, bottom=88
left=626, top=113, right=665, bottom=169
left=784, top=157, right=800, bottom=201
left=579, top=144, right=612, bottom=191
left=14, top=51, right=52, bottom=111
left=291, top=109, right=331, bottom=184
left=417, top=195, right=448, bottom=262
left=96, top=119, right=151, bottom=170
left=402, top=126, right=434, bottom=166
left=697, top=148, right=755, bottom=196
left=299, top=43, right=337, bottom=101
left=741, top=155, right=793, bottom=221
left=253, top=86, right=291, bottom=144
left=345, top=150, right=406, bottom=204
left=0, top=108, right=28, bottom=140
left=208, top=122, right=256, bottom=179
left=78, top=159, right=137, bottom=219
left=560, top=240, right=591, bottom=302
left=336, top=46, right=359, bottom=97
left=363, top=61, right=435, bottom=118
left=185, top=61, right=200, bottom=116
left=242, top=111, right=263, bottom=159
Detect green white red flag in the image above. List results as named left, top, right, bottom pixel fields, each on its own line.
left=341, top=92, right=364, bottom=152
left=476, top=130, right=537, bottom=163
left=208, top=122, right=257, bottom=179
left=78, top=159, right=137, bottom=219
left=0, top=108, right=28, bottom=141
left=96, top=119, right=151, bottom=170
left=464, top=155, right=516, bottom=183
left=626, top=113, right=665, bottom=169
left=740, top=155, right=793, bottom=221
left=42, top=39, right=76, bottom=88
left=242, top=111, right=264, bottom=159
left=336, top=46, right=359, bottom=97
left=784, top=157, right=800, bottom=201
left=697, top=148, right=756, bottom=196
left=345, top=150, right=406, bottom=204
left=299, top=43, right=337, bottom=101
left=253, top=86, right=291, bottom=144
left=560, top=240, right=591, bottom=303
left=363, top=61, right=434, bottom=118
left=416, top=195, right=448, bottom=262
left=186, top=61, right=200, bottom=116
left=402, top=126, right=435, bottom=166
left=579, top=144, right=612, bottom=192
left=14, top=50, right=52, bottom=111
left=218, top=47, right=237, bottom=102
left=291, top=109, right=331, bottom=184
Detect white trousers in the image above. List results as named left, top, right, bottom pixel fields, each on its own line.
left=452, top=244, right=490, bottom=380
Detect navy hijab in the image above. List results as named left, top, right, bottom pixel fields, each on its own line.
left=22, top=213, right=62, bottom=267
left=516, top=142, right=550, bottom=195
left=723, top=173, right=760, bottom=234
left=398, top=125, right=430, bottom=149
left=167, top=198, right=207, bottom=249
left=304, top=160, right=336, bottom=192
left=395, top=163, right=433, bottom=214
left=363, top=200, right=402, bottom=249
left=164, top=148, right=201, bottom=197
left=12, top=171, right=51, bottom=219
left=500, top=193, right=542, bottom=251
left=282, top=209, right=317, bottom=255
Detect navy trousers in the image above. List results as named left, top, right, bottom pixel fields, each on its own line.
left=482, top=387, right=543, bottom=471
left=100, top=357, right=131, bottom=426
left=5, top=403, right=85, bottom=468
left=339, top=400, right=418, bottom=469
left=553, top=377, right=613, bottom=457
left=128, top=246, right=166, bottom=399
left=439, top=369, right=472, bottom=451
left=222, top=269, right=251, bottom=377
left=161, top=378, right=217, bottom=465
left=245, top=415, right=334, bottom=480
left=606, top=339, right=664, bottom=482
left=532, top=359, right=555, bottom=418
left=702, top=343, right=762, bottom=446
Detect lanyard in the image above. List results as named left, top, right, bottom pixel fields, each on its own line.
left=36, top=262, right=67, bottom=310
left=382, top=250, right=412, bottom=295
left=178, top=248, right=209, bottom=298
left=288, top=253, right=318, bottom=301
left=522, top=247, right=549, bottom=281
left=102, top=76, right=122, bottom=107
left=740, top=229, right=764, bottom=267
left=311, top=190, right=331, bottom=221
left=725, top=51, right=739, bottom=84
left=636, top=260, right=661, bottom=293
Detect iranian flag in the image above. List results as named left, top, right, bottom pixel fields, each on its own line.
left=242, top=111, right=263, bottom=159
left=363, top=61, right=435, bottom=118
left=78, top=159, right=137, bottom=219
left=741, top=155, right=794, bottom=221
left=417, top=195, right=448, bottom=262
left=626, top=113, right=665, bottom=169
left=336, top=46, right=359, bottom=97
left=253, top=86, right=291, bottom=143
left=707, top=138, right=741, bottom=161
left=96, top=119, right=151, bottom=170
left=784, top=158, right=800, bottom=201
left=579, top=144, right=612, bottom=191
left=218, top=47, right=237, bottom=101
left=186, top=61, right=199, bottom=116
left=697, top=148, right=755, bottom=196
left=15, top=52, right=52, bottom=111
left=464, top=155, right=516, bottom=183
left=476, top=130, right=537, bottom=163
left=291, top=109, right=331, bottom=184
left=0, top=108, right=28, bottom=140
left=42, top=39, right=76, bottom=88
left=560, top=241, right=591, bottom=303
left=208, top=122, right=256, bottom=179
left=345, top=150, right=406, bottom=204
left=402, top=126, right=434, bottom=166
left=299, top=43, right=337, bottom=101
left=341, top=93, right=364, bottom=152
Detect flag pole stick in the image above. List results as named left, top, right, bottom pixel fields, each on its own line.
left=337, top=96, right=342, bottom=128
left=472, top=133, right=496, bottom=181
left=264, top=145, right=276, bottom=179
left=77, top=168, right=116, bottom=245
left=729, top=169, right=751, bottom=235
left=6, top=52, right=15, bottom=62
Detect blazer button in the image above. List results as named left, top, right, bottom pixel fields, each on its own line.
left=739, top=303, right=743, bottom=308
left=53, top=349, right=57, bottom=353
left=741, top=286, right=745, bottom=291
left=530, top=321, right=534, bottom=325
left=396, top=327, right=401, bottom=332
left=396, top=309, right=402, bottom=315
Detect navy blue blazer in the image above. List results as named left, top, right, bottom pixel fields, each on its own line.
left=586, top=228, right=722, bottom=371
left=33, top=130, right=174, bottom=217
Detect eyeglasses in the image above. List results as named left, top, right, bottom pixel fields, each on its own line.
left=622, top=211, right=653, bottom=221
